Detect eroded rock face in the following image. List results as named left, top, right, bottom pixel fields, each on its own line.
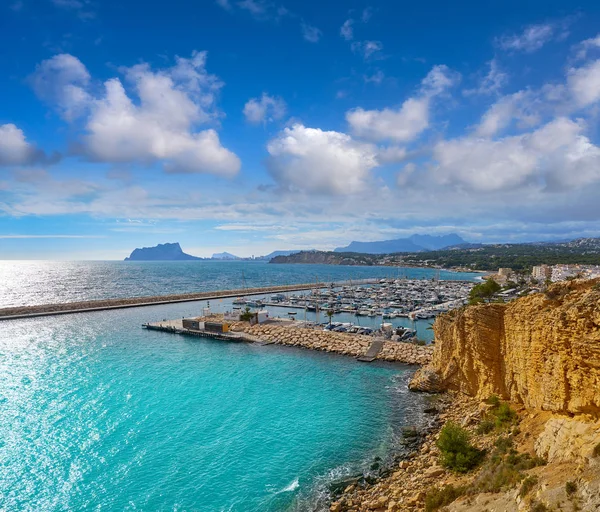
left=535, top=417, right=600, bottom=463
left=410, top=279, right=600, bottom=416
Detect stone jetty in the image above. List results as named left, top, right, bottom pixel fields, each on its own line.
left=237, top=323, right=433, bottom=365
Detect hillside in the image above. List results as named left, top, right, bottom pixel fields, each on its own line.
left=271, top=238, right=600, bottom=270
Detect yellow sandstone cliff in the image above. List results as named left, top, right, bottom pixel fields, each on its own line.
left=410, top=278, right=600, bottom=415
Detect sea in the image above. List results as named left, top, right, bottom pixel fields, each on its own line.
left=0, top=261, right=480, bottom=511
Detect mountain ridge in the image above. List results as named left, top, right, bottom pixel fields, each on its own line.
left=334, top=233, right=466, bottom=254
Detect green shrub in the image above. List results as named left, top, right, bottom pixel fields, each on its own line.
left=493, top=402, right=517, bottom=428
left=436, top=422, right=483, bottom=473
left=239, top=306, right=254, bottom=322
left=519, top=475, right=538, bottom=497
left=470, top=437, right=546, bottom=494
left=487, top=395, right=501, bottom=407
left=566, top=480, right=577, bottom=496
left=476, top=419, right=495, bottom=435
left=424, top=485, right=465, bottom=512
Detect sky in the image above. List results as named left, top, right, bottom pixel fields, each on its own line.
left=2, top=0, right=600, bottom=259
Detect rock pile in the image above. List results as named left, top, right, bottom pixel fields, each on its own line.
left=241, top=324, right=433, bottom=365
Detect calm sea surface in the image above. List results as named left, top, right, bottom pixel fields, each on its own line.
left=0, top=262, right=477, bottom=511
left=0, top=260, right=479, bottom=308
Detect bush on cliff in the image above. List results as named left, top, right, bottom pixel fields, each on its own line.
left=436, top=422, right=483, bottom=473
left=425, top=484, right=465, bottom=512
left=471, top=436, right=546, bottom=494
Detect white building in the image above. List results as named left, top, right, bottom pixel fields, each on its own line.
left=532, top=265, right=551, bottom=281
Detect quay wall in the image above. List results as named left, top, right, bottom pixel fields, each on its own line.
left=238, top=324, right=434, bottom=365
left=0, top=279, right=378, bottom=321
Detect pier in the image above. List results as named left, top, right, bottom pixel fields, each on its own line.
left=0, top=279, right=379, bottom=321
left=357, top=339, right=384, bottom=362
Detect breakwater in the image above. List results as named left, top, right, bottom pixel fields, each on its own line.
left=238, top=324, right=433, bottom=365
left=0, top=279, right=378, bottom=321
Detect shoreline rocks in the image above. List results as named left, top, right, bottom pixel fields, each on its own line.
left=239, top=323, right=434, bottom=365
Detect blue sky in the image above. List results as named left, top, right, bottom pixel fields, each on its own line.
left=2, top=0, right=600, bottom=259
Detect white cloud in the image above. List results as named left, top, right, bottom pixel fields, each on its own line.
left=432, top=118, right=600, bottom=192
left=340, top=19, right=353, bottom=41
left=496, top=22, right=565, bottom=53
left=30, top=51, right=240, bottom=177
left=351, top=40, right=384, bottom=60
left=567, top=59, right=600, bottom=107
left=346, top=65, right=459, bottom=142
left=266, top=123, right=378, bottom=194
left=475, top=91, right=540, bottom=137
left=464, top=59, right=508, bottom=96
left=243, top=93, right=287, bottom=123
left=301, top=22, right=322, bottom=43
left=346, top=99, right=429, bottom=143
left=376, top=146, right=407, bottom=164
left=573, top=34, right=600, bottom=61
left=29, top=53, right=91, bottom=121
left=0, top=124, right=37, bottom=166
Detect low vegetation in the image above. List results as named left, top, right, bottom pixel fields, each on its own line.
left=565, top=480, right=577, bottom=496
left=470, top=436, right=546, bottom=494
left=477, top=396, right=518, bottom=433
left=436, top=422, right=484, bottom=473
left=424, top=485, right=465, bottom=512
left=593, top=442, right=600, bottom=458
left=519, top=475, right=539, bottom=498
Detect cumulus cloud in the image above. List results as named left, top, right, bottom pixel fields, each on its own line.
left=346, top=65, right=459, bottom=142
left=496, top=21, right=568, bottom=53
left=0, top=124, right=36, bottom=166
left=29, top=53, right=91, bottom=121
left=301, top=22, right=322, bottom=43
left=30, top=51, right=240, bottom=177
left=243, top=93, right=287, bottom=123
left=567, top=59, right=600, bottom=107
left=266, top=123, right=378, bottom=194
left=573, top=34, right=600, bottom=61
left=432, top=118, right=600, bottom=192
left=0, top=124, right=54, bottom=166
left=475, top=91, right=540, bottom=137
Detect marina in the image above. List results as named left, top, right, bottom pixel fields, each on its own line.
left=142, top=277, right=475, bottom=356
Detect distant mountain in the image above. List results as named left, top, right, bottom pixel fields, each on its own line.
left=334, top=234, right=466, bottom=254
left=211, top=252, right=240, bottom=260
left=125, top=243, right=202, bottom=261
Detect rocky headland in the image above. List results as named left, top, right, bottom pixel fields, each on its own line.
left=330, top=279, right=600, bottom=511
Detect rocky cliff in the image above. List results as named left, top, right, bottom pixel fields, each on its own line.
left=410, top=278, right=600, bottom=416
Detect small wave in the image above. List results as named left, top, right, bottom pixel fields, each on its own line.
left=278, top=477, right=300, bottom=493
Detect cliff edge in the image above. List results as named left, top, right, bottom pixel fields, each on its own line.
left=410, top=278, right=600, bottom=416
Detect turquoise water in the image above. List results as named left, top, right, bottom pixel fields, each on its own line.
left=0, top=260, right=480, bottom=307
left=0, top=303, right=430, bottom=511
